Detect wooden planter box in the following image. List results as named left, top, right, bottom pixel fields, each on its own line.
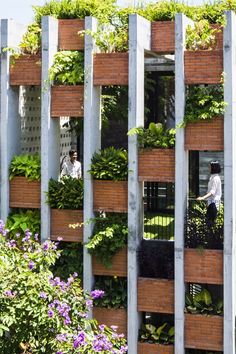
left=10, top=54, right=41, bottom=86
left=93, top=247, right=127, bottom=277
left=10, top=176, right=40, bottom=208
left=184, top=248, right=223, bottom=284
left=58, top=19, right=84, bottom=50
left=151, top=21, right=175, bottom=53
left=185, top=313, right=223, bottom=351
left=93, top=307, right=127, bottom=336
left=51, top=85, right=84, bottom=117
left=50, top=209, right=83, bottom=242
left=138, top=342, right=174, bottom=354
left=93, top=53, right=128, bottom=86
left=184, top=50, right=223, bottom=85
left=93, top=180, right=128, bottom=212
left=138, top=149, right=175, bottom=182
left=185, top=116, right=223, bottom=151
left=138, top=278, right=174, bottom=314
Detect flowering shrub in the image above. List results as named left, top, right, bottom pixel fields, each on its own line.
left=0, top=221, right=127, bottom=354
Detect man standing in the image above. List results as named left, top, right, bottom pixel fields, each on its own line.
left=61, top=150, right=82, bottom=179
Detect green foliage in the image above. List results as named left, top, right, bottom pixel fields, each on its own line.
left=89, top=147, right=128, bottom=181
left=47, top=177, right=83, bottom=209
left=93, top=276, right=127, bottom=309
left=182, top=85, right=226, bottom=127
left=185, top=288, right=223, bottom=315
left=140, top=323, right=175, bottom=345
left=9, top=154, right=41, bottom=181
left=86, top=213, right=128, bottom=268
left=142, top=0, right=193, bottom=21
left=19, top=22, right=41, bottom=55
left=128, top=122, right=175, bottom=149
left=49, top=51, right=84, bottom=85
left=186, top=20, right=220, bottom=50
left=5, top=210, right=40, bottom=240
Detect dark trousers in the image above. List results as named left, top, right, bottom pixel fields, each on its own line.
left=206, top=202, right=217, bottom=227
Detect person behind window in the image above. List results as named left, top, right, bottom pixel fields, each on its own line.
left=197, top=161, right=222, bottom=227
left=61, top=150, right=82, bottom=179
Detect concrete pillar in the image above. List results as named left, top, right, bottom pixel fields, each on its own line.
left=41, top=16, right=60, bottom=242
left=223, top=10, right=236, bottom=354
left=0, top=20, right=26, bottom=221
left=174, top=13, right=193, bottom=354
left=83, top=16, right=101, bottom=294
left=128, top=14, right=151, bottom=354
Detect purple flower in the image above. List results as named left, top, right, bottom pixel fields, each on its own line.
left=48, top=309, right=54, bottom=318
left=34, top=233, right=39, bottom=241
left=6, top=239, right=16, bottom=248
left=86, top=299, right=93, bottom=311
left=56, top=333, right=67, bottom=342
left=90, top=289, right=105, bottom=299
left=28, top=260, right=35, bottom=270
left=73, top=272, right=78, bottom=278
left=73, top=331, right=86, bottom=348
left=15, top=233, right=20, bottom=238
left=4, top=290, right=14, bottom=297
left=39, top=291, right=47, bottom=299
left=57, top=236, right=63, bottom=241
left=42, top=241, right=49, bottom=251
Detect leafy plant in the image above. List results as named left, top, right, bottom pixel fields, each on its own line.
left=5, top=210, right=40, bottom=240
left=47, top=177, right=83, bottom=209
left=49, top=51, right=84, bottom=85
left=181, top=84, right=226, bottom=127
left=128, top=122, right=175, bottom=149
left=139, top=323, right=174, bottom=345
left=19, top=22, right=41, bottom=55
left=93, top=276, right=127, bottom=309
left=86, top=213, right=128, bottom=268
left=9, top=154, right=41, bottom=181
left=185, top=288, right=223, bottom=315
left=89, top=147, right=128, bottom=181
left=186, top=20, right=220, bottom=50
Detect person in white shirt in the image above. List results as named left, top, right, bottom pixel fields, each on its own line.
left=61, top=150, right=82, bottom=179
left=197, top=161, right=222, bottom=226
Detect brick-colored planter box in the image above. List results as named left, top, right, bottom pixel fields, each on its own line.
left=185, top=116, right=223, bottom=151
left=184, top=248, right=223, bottom=284
left=58, top=19, right=84, bottom=50
left=151, top=21, right=175, bottom=53
left=138, top=149, right=175, bottom=182
left=93, top=247, right=127, bottom=277
left=51, top=85, right=84, bottom=117
left=185, top=313, right=223, bottom=351
left=10, top=54, right=41, bottom=86
left=50, top=209, right=83, bottom=242
left=138, top=278, right=174, bottom=314
left=93, top=307, right=127, bottom=336
left=138, top=342, right=174, bottom=354
left=10, top=176, right=40, bottom=208
left=184, top=50, right=223, bottom=85
left=93, top=53, right=128, bottom=86
left=93, top=180, right=128, bottom=213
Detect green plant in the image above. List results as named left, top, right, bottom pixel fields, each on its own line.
left=19, top=22, right=41, bottom=55
left=140, top=323, right=174, bottom=345
left=93, top=276, right=127, bottom=309
left=186, top=20, right=220, bottom=50
left=89, top=147, right=128, bottom=181
left=185, top=288, right=223, bottom=315
left=128, top=122, right=175, bottom=149
left=5, top=210, right=40, bottom=240
left=181, top=84, right=226, bottom=127
left=49, top=51, right=84, bottom=85
left=9, top=154, right=41, bottom=181
left=86, top=213, right=127, bottom=268
left=47, top=177, right=83, bottom=209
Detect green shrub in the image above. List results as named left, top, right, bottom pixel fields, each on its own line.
left=185, top=288, right=223, bottom=315
left=9, top=154, right=41, bottom=181
left=186, top=20, right=220, bottom=50
left=128, top=122, right=175, bottom=149
left=47, top=177, right=83, bottom=209
left=89, top=147, right=128, bottom=181
left=93, top=276, right=127, bottom=309
left=18, top=22, right=41, bottom=55
left=5, top=210, right=40, bottom=240
left=140, top=323, right=174, bottom=345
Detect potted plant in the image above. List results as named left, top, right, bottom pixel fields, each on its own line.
left=138, top=323, right=174, bottom=354
left=5, top=209, right=40, bottom=240
left=9, top=154, right=41, bottom=209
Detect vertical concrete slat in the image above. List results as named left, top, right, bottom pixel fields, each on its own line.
left=41, top=16, right=60, bottom=242
left=223, top=10, right=236, bottom=354
left=0, top=20, right=26, bottom=221
left=128, top=14, right=151, bottom=354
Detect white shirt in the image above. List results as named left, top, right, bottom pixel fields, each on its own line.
left=207, top=174, right=222, bottom=208
left=61, top=159, right=81, bottom=179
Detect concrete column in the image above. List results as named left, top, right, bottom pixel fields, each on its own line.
left=128, top=14, right=151, bottom=354
left=0, top=20, right=26, bottom=221
left=41, top=16, right=60, bottom=242
left=83, top=17, right=101, bottom=294
left=223, top=10, right=236, bottom=354
left=174, top=13, right=193, bottom=354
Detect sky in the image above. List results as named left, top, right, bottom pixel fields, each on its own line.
left=1, top=0, right=204, bottom=25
